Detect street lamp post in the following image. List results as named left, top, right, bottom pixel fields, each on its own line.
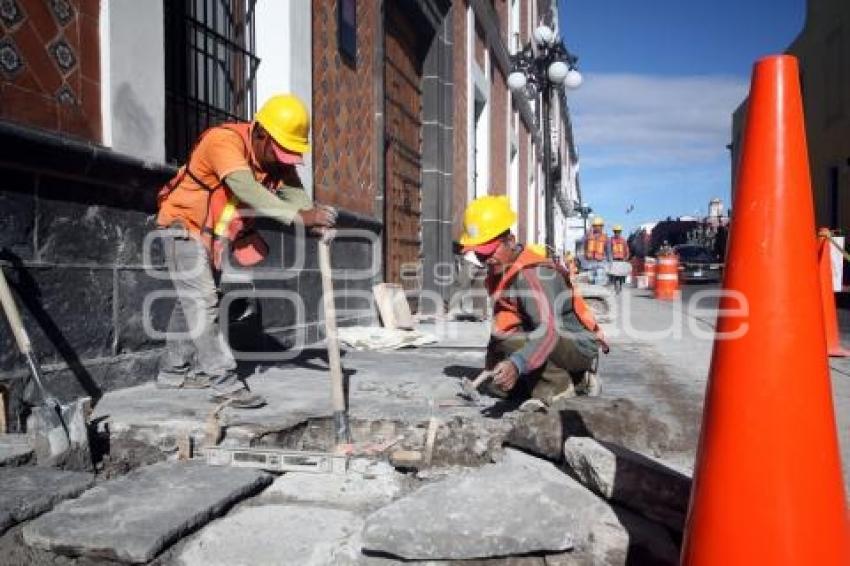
left=508, top=25, right=581, bottom=255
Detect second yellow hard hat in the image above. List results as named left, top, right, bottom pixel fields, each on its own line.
left=255, top=94, right=311, bottom=154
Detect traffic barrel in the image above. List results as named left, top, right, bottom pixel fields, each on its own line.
left=643, top=257, right=656, bottom=289
left=654, top=254, right=678, bottom=300
left=818, top=227, right=850, bottom=357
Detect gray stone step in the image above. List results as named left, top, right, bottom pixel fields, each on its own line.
left=563, top=436, right=691, bottom=532
left=361, top=449, right=628, bottom=562
left=0, top=434, right=34, bottom=467
left=175, top=505, right=365, bottom=566
left=0, top=467, right=94, bottom=535
left=23, top=461, right=272, bottom=564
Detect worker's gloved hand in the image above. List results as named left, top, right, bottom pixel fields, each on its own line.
left=492, top=360, right=519, bottom=392
left=297, top=204, right=337, bottom=229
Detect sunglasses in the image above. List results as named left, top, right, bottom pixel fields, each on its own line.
left=474, top=240, right=506, bottom=264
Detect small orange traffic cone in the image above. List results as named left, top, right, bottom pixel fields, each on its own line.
left=819, top=228, right=850, bottom=357
left=681, top=55, right=850, bottom=565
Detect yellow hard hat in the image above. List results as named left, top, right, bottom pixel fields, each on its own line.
left=592, top=217, right=604, bottom=226
left=459, top=195, right=517, bottom=247
left=254, top=94, right=311, bottom=153
left=613, top=224, right=623, bottom=232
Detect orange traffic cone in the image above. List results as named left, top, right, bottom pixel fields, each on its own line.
left=819, top=228, right=850, bottom=357
left=681, top=55, right=850, bottom=565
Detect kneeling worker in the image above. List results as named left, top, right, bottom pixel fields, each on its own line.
left=155, top=94, right=336, bottom=409
left=459, top=196, right=607, bottom=406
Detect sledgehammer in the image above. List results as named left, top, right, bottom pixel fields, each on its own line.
left=318, top=231, right=351, bottom=449
left=0, top=266, right=89, bottom=466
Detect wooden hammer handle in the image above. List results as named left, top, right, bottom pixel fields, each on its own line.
left=0, top=267, right=32, bottom=354
left=318, top=240, right=346, bottom=418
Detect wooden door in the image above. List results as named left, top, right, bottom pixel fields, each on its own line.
left=384, top=3, right=424, bottom=307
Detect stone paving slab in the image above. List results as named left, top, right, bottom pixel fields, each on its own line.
left=92, top=349, right=496, bottom=450
left=23, top=461, right=272, bottom=563
left=0, top=467, right=94, bottom=535
left=361, top=449, right=627, bottom=561
left=0, top=434, right=33, bottom=467
left=258, top=459, right=409, bottom=512
left=176, top=505, right=364, bottom=566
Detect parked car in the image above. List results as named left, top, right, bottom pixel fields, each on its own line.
left=674, top=244, right=723, bottom=282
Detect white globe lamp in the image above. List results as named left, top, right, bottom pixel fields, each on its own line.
left=507, top=71, right=527, bottom=92
left=564, top=69, right=583, bottom=89
left=547, top=61, right=569, bottom=85
left=533, top=25, right=554, bottom=47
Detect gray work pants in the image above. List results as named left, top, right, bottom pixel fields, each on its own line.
left=157, top=228, right=241, bottom=394
left=486, top=334, right=597, bottom=402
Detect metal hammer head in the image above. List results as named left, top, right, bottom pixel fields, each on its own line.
left=459, top=370, right=494, bottom=403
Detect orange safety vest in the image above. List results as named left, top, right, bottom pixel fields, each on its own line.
left=585, top=232, right=607, bottom=261
left=157, top=123, right=279, bottom=270
left=611, top=236, right=629, bottom=260
left=488, top=248, right=609, bottom=353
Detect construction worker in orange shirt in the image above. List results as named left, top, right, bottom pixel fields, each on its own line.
left=584, top=217, right=608, bottom=285
left=460, top=196, right=608, bottom=408
left=155, top=94, right=337, bottom=409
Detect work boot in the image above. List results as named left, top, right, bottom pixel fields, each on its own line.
left=209, top=387, right=267, bottom=409
left=156, top=372, right=211, bottom=390
left=518, top=398, right=548, bottom=413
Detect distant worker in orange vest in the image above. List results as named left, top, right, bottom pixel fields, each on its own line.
left=460, top=196, right=608, bottom=409
left=609, top=225, right=630, bottom=261
left=155, top=94, right=337, bottom=409
left=584, top=217, right=608, bottom=285
left=608, top=225, right=630, bottom=294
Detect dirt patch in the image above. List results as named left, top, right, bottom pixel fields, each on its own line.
left=252, top=415, right=510, bottom=468
left=93, top=437, right=166, bottom=481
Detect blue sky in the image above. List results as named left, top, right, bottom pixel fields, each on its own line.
left=560, top=0, right=806, bottom=233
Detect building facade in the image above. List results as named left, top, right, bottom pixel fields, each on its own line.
left=0, top=0, right=580, bottom=428
left=731, top=0, right=850, bottom=234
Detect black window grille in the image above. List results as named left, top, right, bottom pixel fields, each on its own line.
left=164, top=0, right=260, bottom=164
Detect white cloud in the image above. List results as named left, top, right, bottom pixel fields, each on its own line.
left=569, top=73, right=749, bottom=167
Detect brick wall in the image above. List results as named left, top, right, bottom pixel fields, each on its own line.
left=452, top=0, right=469, bottom=237
left=489, top=59, right=508, bottom=196
left=311, top=0, right=377, bottom=217
left=517, top=128, right=529, bottom=242
left=0, top=0, right=100, bottom=142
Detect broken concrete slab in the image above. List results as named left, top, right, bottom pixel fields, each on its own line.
left=361, top=449, right=627, bottom=561
left=0, top=434, right=33, bottom=467
left=563, top=437, right=691, bottom=532
left=504, top=398, right=679, bottom=463
left=23, top=461, right=272, bottom=563
left=0, top=468, right=94, bottom=535
left=176, top=505, right=364, bottom=566
left=373, top=283, right=415, bottom=330
left=259, top=459, right=409, bottom=512
left=91, top=349, right=500, bottom=454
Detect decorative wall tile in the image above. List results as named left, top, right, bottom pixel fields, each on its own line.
left=0, top=0, right=100, bottom=141
left=0, top=0, right=24, bottom=30
left=56, top=83, right=75, bottom=104
left=0, top=36, right=24, bottom=79
left=48, top=37, right=76, bottom=74
left=48, top=0, right=74, bottom=27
